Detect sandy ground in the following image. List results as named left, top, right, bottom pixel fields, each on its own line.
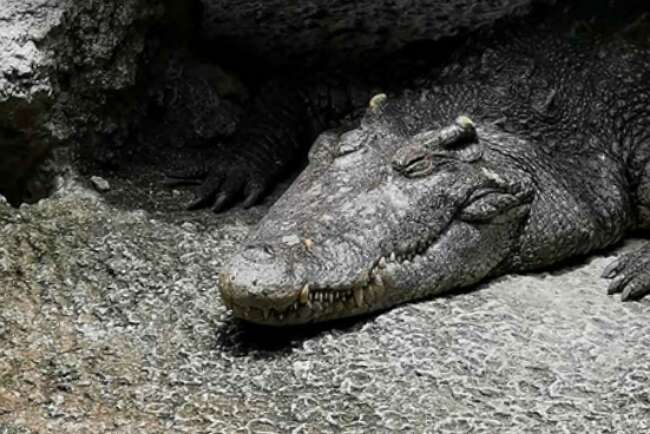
left=1, top=163, right=649, bottom=434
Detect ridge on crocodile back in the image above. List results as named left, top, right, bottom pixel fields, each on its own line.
left=220, top=30, right=650, bottom=326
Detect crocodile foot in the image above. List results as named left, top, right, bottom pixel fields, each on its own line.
left=602, top=243, right=650, bottom=301
left=164, top=156, right=269, bottom=212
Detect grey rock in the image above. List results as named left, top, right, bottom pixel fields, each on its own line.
left=0, top=0, right=161, bottom=205
left=201, top=0, right=557, bottom=66
left=90, top=176, right=110, bottom=192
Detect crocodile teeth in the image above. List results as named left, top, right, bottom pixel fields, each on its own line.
left=299, top=284, right=310, bottom=305
left=378, top=257, right=387, bottom=268
left=390, top=252, right=396, bottom=262
left=263, top=309, right=270, bottom=320
left=353, top=288, right=364, bottom=308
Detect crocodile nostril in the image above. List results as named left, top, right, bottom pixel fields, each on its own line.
left=242, top=243, right=276, bottom=263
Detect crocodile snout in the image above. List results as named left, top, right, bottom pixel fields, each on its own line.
left=219, top=242, right=305, bottom=315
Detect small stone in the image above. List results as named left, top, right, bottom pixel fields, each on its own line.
left=90, top=176, right=110, bottom=192
left=281, top=234, right=301, bottom=246
left=181, top=222, right=196, bottom=231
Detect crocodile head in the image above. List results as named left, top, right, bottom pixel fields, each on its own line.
left=220, top=98, right=536, bottom=325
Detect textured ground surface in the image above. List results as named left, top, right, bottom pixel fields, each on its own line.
left=1, top=164, right=649, bottom=434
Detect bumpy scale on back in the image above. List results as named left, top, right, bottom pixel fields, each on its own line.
left=218, top=27, right=650, bottom=325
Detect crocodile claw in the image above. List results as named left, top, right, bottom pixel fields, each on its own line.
left=167, top=156, right=271, bottom=212
left=602, top=244, right=650, bottom=301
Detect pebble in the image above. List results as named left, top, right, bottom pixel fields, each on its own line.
left=90, top=176, right=111, bottom=192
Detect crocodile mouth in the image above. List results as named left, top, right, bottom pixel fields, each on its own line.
left=219, top=230, right=441, bottom=325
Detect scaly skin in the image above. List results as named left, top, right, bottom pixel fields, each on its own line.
left=218, top=28, right=650, bottom=325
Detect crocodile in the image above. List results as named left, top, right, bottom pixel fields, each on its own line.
left=217, top=27, right=650, bottom=325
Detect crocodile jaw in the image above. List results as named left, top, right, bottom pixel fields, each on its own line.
left=219, top=211, right=522, bottom=326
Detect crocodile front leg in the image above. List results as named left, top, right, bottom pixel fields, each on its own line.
left=165, top=148, right=275, bottom=211
left=165, top=80, right=312, bottom=212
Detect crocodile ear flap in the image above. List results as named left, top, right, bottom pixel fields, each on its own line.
left=460, top=169, right=535, bottom=223
left=460, top=190, right=531, bottom=223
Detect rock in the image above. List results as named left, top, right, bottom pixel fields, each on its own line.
left=200, top=0, right=557, bottom=67
left=0, top=0, right=162, bottom=205
left=90, top=176, right=110, bottom=192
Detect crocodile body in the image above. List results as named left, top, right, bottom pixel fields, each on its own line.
left=217, top=26, right=650, bottom=325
